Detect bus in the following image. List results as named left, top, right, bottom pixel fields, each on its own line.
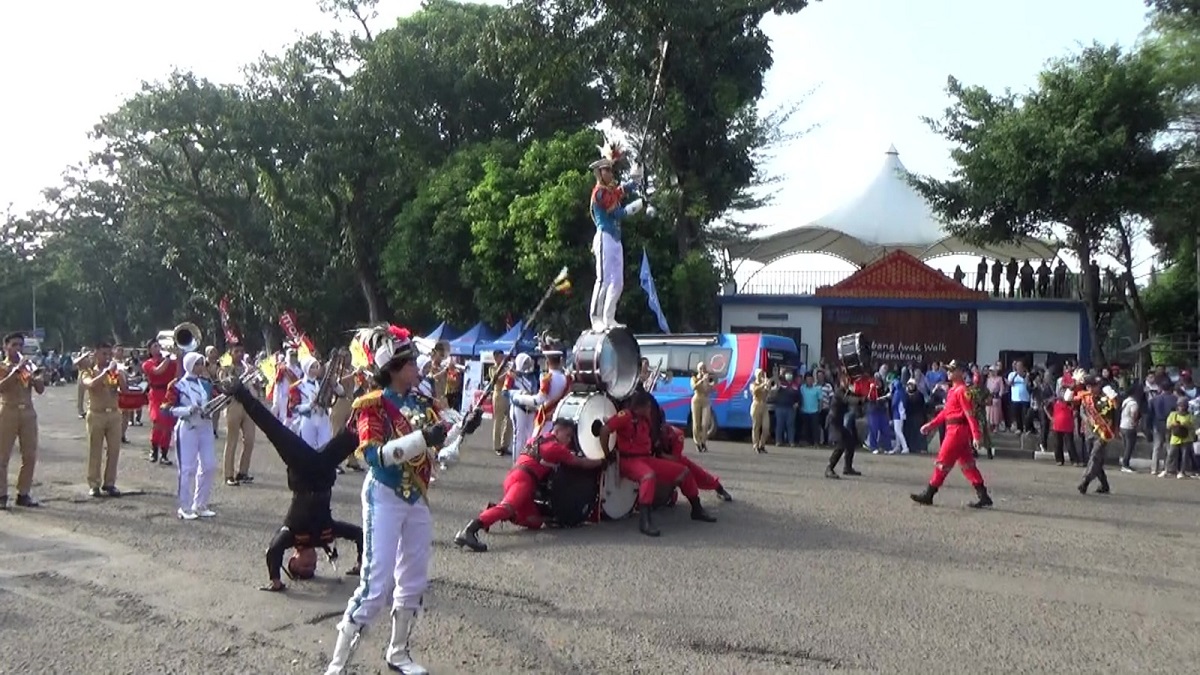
left=636, top=333, right=801, bottom=432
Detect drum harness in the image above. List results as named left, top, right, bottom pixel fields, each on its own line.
left=517, top=436, right=563, bottom=482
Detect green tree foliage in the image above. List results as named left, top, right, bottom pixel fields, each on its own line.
left=911, top=44, right=1176, bottom=365
left=1, top=0, right=808, bottom=347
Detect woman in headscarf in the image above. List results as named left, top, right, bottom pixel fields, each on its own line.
left=166, top=351, right=217, bottom=520
left=291, top=355, right=343, bottom=452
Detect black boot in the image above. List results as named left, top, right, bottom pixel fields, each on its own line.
left=910, top=484, right=937, bottom=505
left=454, top=519, right=488, bottom=552
left=1096, top=481, right=1110, bottom=494
left=688, top=496, right=717, bottom=522
left=714, top=484, right=733, bottom=502
left=1077, top=481, right=1088, bottom=495
left=825, top=467, right=840, bottom=479
left=843, top=467, right=862, bottom=477
left=969, top=484, right=993, bottom=509
left=639, top=507, right=660, bottom=537
left=148, top=446, right=159, bottom=462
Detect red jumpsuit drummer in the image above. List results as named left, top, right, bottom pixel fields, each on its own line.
left=600, top=392, right=718, bottom=537
left=453, top=419, right=604, bottom=552
left=661, top=424, right=733, bottom=502
left=141, top=341, right=180, bottom=465
left=911, top=360, right=994, bottom=508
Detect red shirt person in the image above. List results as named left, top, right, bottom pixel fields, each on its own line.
left=912, top=360, right=993, bottom=508
left=661, top=424, right=732, bottom=502
left=600, top=392, right=718, bottom=537
left=454, top=419, right=604, bottom=552
left=142, top=340, right=180, bottom=464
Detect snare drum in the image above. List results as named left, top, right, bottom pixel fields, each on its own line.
left=118, top=391, right=148, bottom=410
left=553, top=392, right=616, bottom=460
left=836, top=332, right=871, bottom=379
left=535, top=466, right=600, bottom=527
left=571, top=327, right=642, bottom=401
left=599, top=459, right=638, bottom=520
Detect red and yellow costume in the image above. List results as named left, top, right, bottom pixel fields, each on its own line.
left=477, top=431, right=576, bottom=530
left=142, top=355, right=178, bottom=452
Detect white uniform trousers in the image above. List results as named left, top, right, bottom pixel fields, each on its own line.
left=509, top=406, right=536, bottom=463
left=339, top=476, right=433, bottom=626
left=589, top=230, right=624, bottom=329
left=176, top=421, right=216, bottom=511
left=298, top=411, right=332, bottom=451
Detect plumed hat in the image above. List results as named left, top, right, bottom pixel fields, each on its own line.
left=352, top=324, right=416, bottom=373
left=589, top=136, right=625, bottom=171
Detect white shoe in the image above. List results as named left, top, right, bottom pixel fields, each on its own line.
left=177, top=509, right=198, bottom=520
left=1120, top=466, right=1134, bottom=473
left=386, top=607, right=428, bottom=675
left=1177, top=473, right=1188, bottom=479
left=325, top=621, right=365, bottom=675
left=195, top=508, right=217, bottom=518
left=589, top=318, right=605, bottom=333
left=1158, top=471, right=1169, bottom=478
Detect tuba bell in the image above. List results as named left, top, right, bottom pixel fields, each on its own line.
left=158, top=322, right=203, bottom=354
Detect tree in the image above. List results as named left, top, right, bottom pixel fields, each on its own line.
left=911, top=44, right=1176, bottom=366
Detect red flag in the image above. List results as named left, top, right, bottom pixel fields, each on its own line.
left=218, top=296, right=241, bottom=345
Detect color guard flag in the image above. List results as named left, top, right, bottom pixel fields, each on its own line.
left=553, top=267, right=572, bottom=295
left=639, top=249, right=670, bottom=333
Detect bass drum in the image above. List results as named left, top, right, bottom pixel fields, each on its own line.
left=599, top=459, right=638, bottom=520
left=837, top=332, right=871, bottom=379
left=535, top=466, right=600, bottom=528
left=571, top=327, right=642, bottom=401
left=553, top=392, right=616, bottom=460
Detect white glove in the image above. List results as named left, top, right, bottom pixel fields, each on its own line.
left=628, top=164, right=644, bottom=183
left=380, top=430, right=429, bottom=466
left=190, top=405, right=202, bottom=417
left=625, top=198, right=644, bottom=216
left=437, top=438, right=461, bottom=465
left=296, top=403, right=312, bottom=415
left=512, top=394, right=537, bottom=408
left=645, top=205, right=657, bottom=218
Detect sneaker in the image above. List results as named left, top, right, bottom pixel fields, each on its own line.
left=195, top=509, right=217, bottom=518
left=101, top=486, right=122, bottom=497
left=89, top=488, right=102, bottom=498
left=235, top=473, right=254, bottom=483
left=177, top=509, right=198, bottom=520
left=225, top=478, right=240, bottom=487
left=15, top=494, right=40, bottom=508
left=1178, top=473, right=1188, bottom=479
left=1120, top=466, right=1135, bottom=473
left=1158, top=471, right=1169, bottom=478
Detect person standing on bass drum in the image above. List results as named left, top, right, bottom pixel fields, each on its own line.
left=911, top=361, right=993, bottom=508
left=454, top=419, right=604, bottom=552
left=587, top=140, right=646, bottom=332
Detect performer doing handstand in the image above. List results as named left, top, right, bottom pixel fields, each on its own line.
left=453, top=418, right=605, bottom=552
left=217, top=376, right=364, bottom=592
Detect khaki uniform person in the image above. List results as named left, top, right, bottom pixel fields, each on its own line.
left=74, top=351, right=93, bottom=418
left=82, top=343, right=126, bottom=497
left=220, top=345, right=257, bottom=486
left=1, top=332, right=46, bottom=508
left=690, top=363, right=716, bottom=453
left=749, top=370, right=773, bottom=454
left=490, top=353, right=513, bottom=456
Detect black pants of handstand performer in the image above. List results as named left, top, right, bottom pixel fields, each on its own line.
left=230, top=384, right=364, bottom=583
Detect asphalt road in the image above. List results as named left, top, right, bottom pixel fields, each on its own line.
left=3, top=386, right=1200, bottom=674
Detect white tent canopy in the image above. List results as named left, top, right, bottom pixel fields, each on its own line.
left=729, top=145, right=1057, bottom=266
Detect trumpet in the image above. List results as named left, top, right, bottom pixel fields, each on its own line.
left=202, top=369, right=264, bottom=418
left=157, top=322, right=203, bottom=354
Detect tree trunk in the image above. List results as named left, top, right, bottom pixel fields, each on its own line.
left=1074, top=243, right=1106, bottom=367
left=357, top=268, right=382, bottom=323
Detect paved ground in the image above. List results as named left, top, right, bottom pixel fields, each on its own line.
left=4, top=386, right=1200, bottom=674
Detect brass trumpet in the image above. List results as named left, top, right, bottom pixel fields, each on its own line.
left=157, top=322, right=203, bottom=354
left=202, top=370, right=264, bottom=417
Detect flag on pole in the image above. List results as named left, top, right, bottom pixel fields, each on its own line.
left=639, top=249, right=670, bottom=333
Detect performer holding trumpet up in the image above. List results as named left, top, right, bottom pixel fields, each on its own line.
left=82, top=343, right=128, bottom=498
left=165, top=352, right=218, bottom=520
left=1, top=332, right=45, bottom=509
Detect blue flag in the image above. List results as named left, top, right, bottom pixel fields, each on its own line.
left=639, top=249, right=671, bottom=333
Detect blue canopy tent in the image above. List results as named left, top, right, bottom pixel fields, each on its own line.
left=447, top=322, right=497, bottom=357
left=423, top=322, right=459, bottom=342
left=477, top=321, right=538, bottom=355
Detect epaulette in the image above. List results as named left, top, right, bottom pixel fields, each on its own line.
left=352, top=390, right=384, bottom=410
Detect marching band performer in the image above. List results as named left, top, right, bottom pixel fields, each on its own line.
left=204, top=345, right=222, bottom=438
left=291, top=356, right=342, bottom=451
left=588, top=141, right=646, bottom=332
left=599, top=392, right=717, bottom=537
left=220, top=343, right=258, bottom=486
left=325, top=324, right=481, bottom=675
left=513, top=342, right=570, bottom=440
left=166, top=352, right=218, bottom=520
left=141, top=340, right=179, bottom=465
left=453, top=418, right=605, bottom=552
left=490, top=351, right=514, bottom=457
left=911, top=361, right=993, bottom=508
left=661, top=423, right=733, bottom=502
left=81, top=343, right=127, bottom=497
left=271, top=346, right=302, bottom=422
left=0, top=332, right=45, bottom=509
left=113, top=346, right=133, bottom=443
left=215, top=376, right=363, bottom=592
left=506, top=353, right=539, bottom=458
left=690, top=363, right=716, bottom=452
left=1074, top=376, right=1117, bottom=495
left=329, top=361, right=365, bottom=473
left=73, top=350, right=94, bottom=418
left=749, top=369, right=773, bottom=454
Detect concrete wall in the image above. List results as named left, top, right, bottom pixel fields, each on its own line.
left=976, top=310, right=1081, bottom=366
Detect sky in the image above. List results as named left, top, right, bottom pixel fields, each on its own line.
left=0, top=0, right=1157, bottom=285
